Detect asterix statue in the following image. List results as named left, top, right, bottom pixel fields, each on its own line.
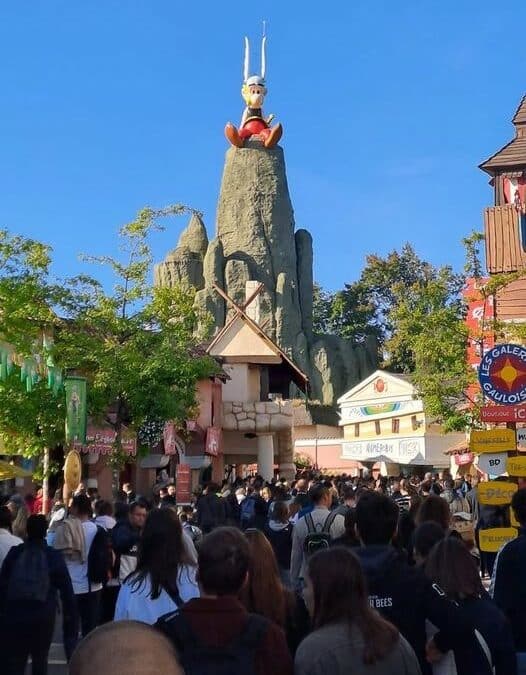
left=225, top=36, right=283, bottom=149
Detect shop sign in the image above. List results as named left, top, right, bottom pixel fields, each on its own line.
left=479, top=527, right=517, bottom=553
left=506, top=455, right=526, bottom=476
left=341, top=436, right=425, bottom=464
left=478, top=344, right=526, bottom=405
left=476, top=452, right=508, bottom=475
left=481, top=404, right=526, bottom=422
left=454, top=452, right=474, bottom=466
left=517, top=429, right=526, bottom=448
left=75, top=426, right=136, bottom=456
left=176, top=464, right=192, bottom=504
left=477, top=481, right=517, bottom=505
left=163, top=422, right=185, bottom=456
left=469, top=428, right=515, bottom=454
left=205, top=426, right=223, bottom=457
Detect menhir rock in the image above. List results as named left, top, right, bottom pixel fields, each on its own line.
left=154, top=143, right=377, bottom=405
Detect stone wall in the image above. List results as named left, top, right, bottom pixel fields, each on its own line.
left=222, top=400, right=293, bottom=432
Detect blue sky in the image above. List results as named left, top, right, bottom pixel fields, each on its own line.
left=0, top=1, right=524, bottom=292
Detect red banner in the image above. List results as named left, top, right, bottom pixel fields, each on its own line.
left=75, top=426, right=136, bottom=456
left=454, top=452, right=475, bottom=466
left=463, top=278, right=494, bottom=400
left=481, top=404, right=526, bottom=423
left=205, top=426, right=223, bottom=457
left=176, top=464, right=192, bottom=504
left=163, top=422, right=185, bottom=456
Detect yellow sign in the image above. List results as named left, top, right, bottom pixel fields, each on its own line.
left=469, top=428, right=516, bottom=454
left=510, top=506, right=520, bottom=528
left=479, top=527, right=517, bottom=553
left=477, top=481, right=518, bottom=505
left=507, top=455, right=526, bottom=476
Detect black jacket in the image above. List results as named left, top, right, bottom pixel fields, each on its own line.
left=354, top=545, right=473, bottom=675
left=263, top=522, right=293, bottom=570
left=491, top=527, right=526, bottom=651
left=196, top=493, right=227, bottom=534
left=0, top=541, right=78, bottom=659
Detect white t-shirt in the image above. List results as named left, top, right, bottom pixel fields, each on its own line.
left=0, top=529, right=23, bottom=568
left=114, top=565, right=199, bottom=624
left=65, top=520, right=103, bottom=595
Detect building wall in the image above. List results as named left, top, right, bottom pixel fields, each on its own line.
left=342, top=411, right=425, bottom=441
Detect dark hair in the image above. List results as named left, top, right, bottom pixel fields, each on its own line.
left=130, top=508, right=194, bottom=600
left=198, top=527, right=249, bottom=595
left=71, top=494, right=93, bottom=517
left=342, top=485, right=356, bottom=502
left=355, top=492, right=399, bottom=545
left=0, top=505, right=12, bottom=531
left=240, top=529, right=288, bottom=626
left=27, top=514, right=48, bottom=540
left=271, top=501, right=289, bottom=523
left=512, top=488, right=526, bottom=526
left=413, top=522, right=446, bottom=560
left=129, top=499, right=149, bottom=513
left=114, top=502, right=130, bottom=521
left=415, top=495, right=450, bottom=530
left=309, top=484, right=330, bottom=505
left=307, top=548, right=398, bottom=664
left=425, top=537, right=484, bottom=601
left=94, top=500, right=113, bottom=518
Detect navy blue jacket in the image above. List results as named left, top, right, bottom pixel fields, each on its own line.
left=0, top=541, right=78, bottom=659
left=491, top=527, right=526, bottom=652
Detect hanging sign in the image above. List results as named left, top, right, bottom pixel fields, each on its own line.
left=64, top=377, right=87, bottom=444
left=481, top=404, right=526, bottom=422
left=163, top=422, right=185, bottom=456
left=454, top=452, right=474, bottom=466
left=205, top=427, right=223, bottom=457
left=469, top=428, right=516, bottom=454
left=507, top=455, right=526, bottom=476
left=517, top=429, right=526, bottom=449
left=476, top=452, right=508, bottom=475
left=75, top=426, right=136, bottom=456
left=176, top=464, right=192, bottom=504
left=64, top=450, right=82, bottom=492
left=478, top=344, right=526, bottom=405
left=477, top=481, right=518, bottom=505
left=479, top=527, right=517, bottom=552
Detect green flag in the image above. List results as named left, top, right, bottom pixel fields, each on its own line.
left=64, top=376, right=87, bottom=444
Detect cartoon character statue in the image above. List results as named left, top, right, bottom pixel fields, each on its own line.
left=225, top=36, right=283, bottom=149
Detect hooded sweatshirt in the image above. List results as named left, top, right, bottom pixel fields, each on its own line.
left=354, top=545, right=473, bottom=675
left=264, top=521, right=293, bottom=570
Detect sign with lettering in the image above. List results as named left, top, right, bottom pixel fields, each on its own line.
left=454, top=452, right=474, bottom=466
left=75, top=426, right=137, bottom=456
left=479, top=527, right=517, bottom=553
left=481, top=404, right=526, bottom=423
left=478, top=344, right=526, bottom=405
left=510, top=506, right=520, bottom=528
left=175, top=464, right=192, bottom=504
left=341, top=436, right=426, bottom=464
left=506, top=455, right=526, bottom=476
left=476, top=452, right=508, bottom=476
left=469, top=429, right=516, bottom=454
left=517, top=428, right=526, bottom=448
left=477, top=481, right=518, bottom=505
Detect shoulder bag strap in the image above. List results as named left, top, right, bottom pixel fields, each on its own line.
left=322, top=510, right=338, bottom=534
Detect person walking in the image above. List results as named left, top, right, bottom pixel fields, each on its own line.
left=0, top=505, right=22, bottom=569
left=111, top=499, right=148, bottom=583
left=295, top=547, right=421, bottom=675
left=0, top=514, right=78, bottom=675
left=264, top=501, right=293, bottom=587
left=196, top=482, right=228, bottom=534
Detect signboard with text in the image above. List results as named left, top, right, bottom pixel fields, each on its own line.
left=507, top=455, right=526, bottom=476
left=479, top=527, right=517, bottom=553
left=481, top=404, right=526, bottom=423
left=75, top=426, right=136, bottom=456
left=478, top=344, right=526, bottom=405
left=469, top=428, right=516, bottom=454
left=477, top=452, right=508, bottom=475
left=176, top=464, right=192, bottom=504
left=477, top=481, right=517, bottom=505
left=341, top=437, right=426, bottom=464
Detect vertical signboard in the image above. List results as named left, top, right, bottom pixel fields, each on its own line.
left=176, top=463, right=192, bottom=504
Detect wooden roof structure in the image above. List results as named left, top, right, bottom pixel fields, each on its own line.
left=480, top=95, right=526, bottom=175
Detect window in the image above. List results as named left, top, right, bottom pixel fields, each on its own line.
left=392, top=418, right=400, bottom=434
left=411, top=415, right=419, bottom=431
left=375, top=420, right=381, bottom=435
left=354, top=423, right=360, bottom=438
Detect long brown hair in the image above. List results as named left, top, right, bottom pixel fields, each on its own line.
left=307, top=548, right=398, bottom=665
left=415, top=495, right=450, bottom=529
left=424, top=537, right=484, bottom=601
left=240, top=529, right=288, bottom=626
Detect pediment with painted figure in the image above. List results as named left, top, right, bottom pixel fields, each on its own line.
left=337, top=370, right=417, bottom=406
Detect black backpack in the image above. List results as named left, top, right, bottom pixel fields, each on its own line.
left=303, top=511, right=338, bottom=557
left=7, top=544, right=50, bottom=604
left=88, top=525, right=113, bottom=586
left=157, top=611, right=269, bottom=675
left=240, top=496, right=257, bottom=530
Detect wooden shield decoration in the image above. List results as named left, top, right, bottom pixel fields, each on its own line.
left=64, top=450, right=82, bottom=492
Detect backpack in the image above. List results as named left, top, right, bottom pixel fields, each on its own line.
left=7, top=544, right=50, bottom=604
left=303, top=511, right=338, bottom=557
left=88, top=525, right=113, bottom=586
left=158, top=611, right=269, bottom=675
left=240, top=496, right=257, bottom=529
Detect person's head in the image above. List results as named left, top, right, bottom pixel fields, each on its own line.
left=132, top=508, right=193, bottom=599
left=444, top=478, right=454, bottom=490
left=70, top=494, right=93, bottom=520
left=26, top=514, right=47, bottom=541
left=304, top=548, right=398, bottom=665
left=114, top=501, right=129, bottom=522
left=94, top=500, right=113, bottom=518
left=69, top=620, right=183, bottom=675
left=413, top=522, right=446, bottom=565
left=205, top=482, right=220, bottom=495
left=122, top=483, right=132, bottom=494
left=415, top=495, right=451, bottom=530
left=241, top=529, right=287, bottom=626
left=425, top=537, right=484, bottom=601
left=271, top=500, right=289, bottom=524
left=355, top=492, right=399, bottom=545
left=197, top=527, right=249, bottom=596
left=392, top=479, right=401, bottom=493
left=342, top=485, right=356, bottom=506
left=296, top=479, right=308, bottom=493
left=159, top=488, right=167, bottom=499
left=129, top=501, right=148, bottom=530
left=261, top=486, right=271, bottom=501
left=309, top=484, right=331, bottom=508
left=343, top=508, right=359, bottom=543
left=0, top=505, right=13, bottom=531
left=167, top=485, right=176, bottom=497
left=512, top=488, right=526, bottom=527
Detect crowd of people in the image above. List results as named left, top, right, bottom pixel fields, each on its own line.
left=0, top=469, right=525, bottom=674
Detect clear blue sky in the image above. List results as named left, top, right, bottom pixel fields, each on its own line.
left=0, top=1, right=523, bottom=291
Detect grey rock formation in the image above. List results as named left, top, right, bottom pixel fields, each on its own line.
left=155, top=142, right=377, bottom=405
